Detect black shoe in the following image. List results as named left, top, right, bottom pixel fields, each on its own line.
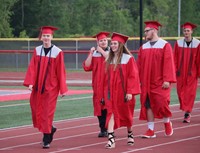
left=42, top=133, right=51, bottom=149
left=98, top=131, right=108, bottom=137
left=49, top=127, right=57, bottom=143
left=183, top=113, right=191, bottom=123
left=42, top=142, right=50, bottom=149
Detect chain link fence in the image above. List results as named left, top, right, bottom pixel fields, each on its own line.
left=0, top=38, right=178, bottom=71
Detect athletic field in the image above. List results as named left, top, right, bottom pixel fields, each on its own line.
left=0, top=71, right=199, bottom=152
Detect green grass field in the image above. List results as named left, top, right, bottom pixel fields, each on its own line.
left=0, top=87, right=199, bottom=129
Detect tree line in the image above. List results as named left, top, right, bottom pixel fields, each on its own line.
left=1, top=0, right=200, bottom=38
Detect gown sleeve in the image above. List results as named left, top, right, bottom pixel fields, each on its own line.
left=56, top=51, right=68, bottom=95
left=126, top=57, right=141, bottom=95
left=197, top=44, right=200, bottom=77
left=23, top=49, right=37, bottom=87
left=163, top=43, right=176, bottom=83
left=82, top=58, right=93, bottom=71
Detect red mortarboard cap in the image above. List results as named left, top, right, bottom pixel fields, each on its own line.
left=40, top=26, right=58, bottom=35
left=93, top=31, right=110, bottom=41
left=39, top=26, right=58, bottom=39
left=111, top=32, right=129, bottom=44
left=144, top=21, right=162, bottom=30
left=181, top=22, right=197, bottom=30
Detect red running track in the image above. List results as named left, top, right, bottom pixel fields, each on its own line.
left=0, top=102, right=200, bottom=153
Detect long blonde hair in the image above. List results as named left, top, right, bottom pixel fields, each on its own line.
left=106, top=42, right=132, bottom=70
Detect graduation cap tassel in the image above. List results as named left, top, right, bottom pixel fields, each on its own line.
left=177, top=41, right=185, bottom=77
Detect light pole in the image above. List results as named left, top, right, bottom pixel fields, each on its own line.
left=178, top=0, right=181, bottom=37
left=139, top=0, right=143, bottom=46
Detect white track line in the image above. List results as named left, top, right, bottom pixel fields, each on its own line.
left=0, top=104, right=198, bottom=135
left=1, top=113, right=200, bottom=141
left=0, top=116, right=200, bottom=151
left=48, top=123, right=200, bottom=153
left=122, top=136, right=200, bottom=153
left=0, top=116, right=95, bottom=132
left=0, top=103, right=28, bottom=108
left=0, top=102, right=199, bottom=132
left=0, top=96, right=92, bottom=108
left=0, top=123, right=97, bottom=140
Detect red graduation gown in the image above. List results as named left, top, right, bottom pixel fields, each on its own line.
left=23, top=45, right=68, bottom=133
left=174, top=38, right=200, bottom=112
left=83, top=50, right=108, bottom=116
left=104, top=54, right=141, bottom=130
left=137, top=38, right=176, bottom=120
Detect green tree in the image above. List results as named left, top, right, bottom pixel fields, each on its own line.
left=167, top=0, right=179, bottom=37
left=11, top=0, right=41, bottom=37
left=181, top=0, right=200, bottom=36
left=0, top=0, right=18, bottom=37
left=60, top=0, right=135, bottom=37
left=143, top=0, right=172, bottom=36
left=8, top=0, right=200, bottom=38
left=11, top=0, right=70, bottom=37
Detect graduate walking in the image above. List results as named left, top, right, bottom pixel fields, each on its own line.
left=174, top=22, right=200, bottom=123
left=83, top=32, right=110, bottom=137
left=137, top=21, right=176, bottom=138
left=24, top=26, right=68, bottom=148
left=104, top=32, right=141, bottom=148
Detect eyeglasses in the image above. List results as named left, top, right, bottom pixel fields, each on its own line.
left=144, top=28, right=154, bottom=33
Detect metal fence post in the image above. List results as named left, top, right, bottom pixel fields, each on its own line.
left=76, top=40, right=78, bottom=69
left=15, top=52, right=18, bottom=71
left=28, top=39, right=30, bottom=66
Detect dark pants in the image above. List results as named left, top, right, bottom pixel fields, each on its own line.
left=144, top=95, right=151, bottom=109
left=43, top=126, right=54, bottom=143
left=43, top=133, right=51, bottom=143
left=97, top=109, right=107, bottom=132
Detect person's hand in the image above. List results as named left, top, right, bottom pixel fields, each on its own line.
left=60, top=92, right=67, bottom=98
left=90, top=47, right=95, bottom=54
left=61, top=94, right=65, bottom=98
left=96, top=46, right=104, bottom=54
left=162, top=81, right=170, bottom=89
left=28, top=85, right=33, bottom=91
left=125, top=94, right=132, bottom=101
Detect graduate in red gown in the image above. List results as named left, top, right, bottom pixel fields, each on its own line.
left=174, top=22, right=200, bottom=123
left=83, top=31, right=110, bottom=137
left=23, top=26, right=68, bottom=149
left=137, top=21, right=176, bottom=139
left=104, top=32, right=141, bottom=149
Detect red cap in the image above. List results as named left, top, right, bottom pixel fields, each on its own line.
left=144, top=21, right=162, bottom=30
left=40, top=26, right=58, bottom=34
left=181, top=22, right=197, bottom=30
left=40, top=26, right=58, bottom=35
left=93, top=31, right=110, bottom=41
left=39, top=26, right=58, bottom=39
left=111, top=32, right=129, bottom=44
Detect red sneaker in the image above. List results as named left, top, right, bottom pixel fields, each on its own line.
left=141, top=129, right=156, bottom=138
left=164, top=122, right=173, bottom=136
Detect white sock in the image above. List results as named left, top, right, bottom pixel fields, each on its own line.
left=147, top=122, right=154, bottom=130
left=163, top=117, right=170, bottom=123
